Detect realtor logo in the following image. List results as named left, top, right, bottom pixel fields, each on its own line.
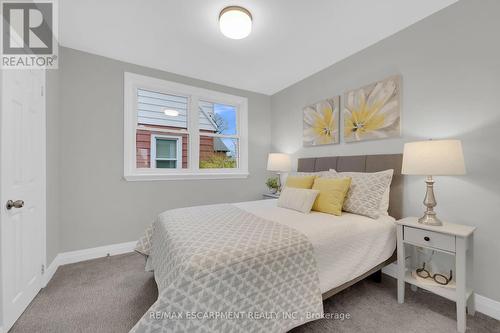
left=1, top=0, right=58, bottom=68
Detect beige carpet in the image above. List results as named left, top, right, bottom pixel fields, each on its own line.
left=9, top=253, right=500, bottom=333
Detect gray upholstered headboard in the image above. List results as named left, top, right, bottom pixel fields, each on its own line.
left=297, top=154, right=403, bottom=219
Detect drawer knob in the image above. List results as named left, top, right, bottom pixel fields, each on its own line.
left=424, top=236, right=430, bottom=241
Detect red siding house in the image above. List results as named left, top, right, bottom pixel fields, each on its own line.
left=135, top=89, right=229, bottom=169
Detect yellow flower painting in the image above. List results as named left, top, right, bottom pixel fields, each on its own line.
left=344, top=76, right=401, bottom=142
left=303, top=97, right=340, bottom=146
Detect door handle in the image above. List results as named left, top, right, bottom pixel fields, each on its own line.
left=6, top=200, right=24, bottom=210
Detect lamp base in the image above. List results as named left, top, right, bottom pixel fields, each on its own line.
left=418, top=213, right=443, bottom=226
left=276, top=172, right=282, bottom=194
left=418, top=176, right=443, bottom=226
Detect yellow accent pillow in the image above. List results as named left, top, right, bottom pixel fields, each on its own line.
left=312, top=177, right=352, bottom=215
left=285, top=175, right=316, bottom=189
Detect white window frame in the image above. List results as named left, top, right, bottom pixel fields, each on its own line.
left=150, top=134, right=182, bottom=169
left=124, top=72, right=249, bottom=181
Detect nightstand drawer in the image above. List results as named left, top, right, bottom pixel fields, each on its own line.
left=403, top=226, right=455, bottom=252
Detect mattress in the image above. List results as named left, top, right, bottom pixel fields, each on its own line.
left=235, top=199, right=396, bottom=293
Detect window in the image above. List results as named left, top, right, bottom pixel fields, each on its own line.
left=199, top=101, right=239, bottom=169
left=124, top=73, right=248, bottom=180
left=151, top=135, right=182, bottom=169
left=136, top=88, right=189, bottom=169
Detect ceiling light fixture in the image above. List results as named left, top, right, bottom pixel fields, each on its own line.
left=164, top=109, right=179, bottom=117
left=219, top=6, right=252, bottom=40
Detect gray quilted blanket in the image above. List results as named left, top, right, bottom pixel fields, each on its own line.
left=131, top=204, right=323, bottom=333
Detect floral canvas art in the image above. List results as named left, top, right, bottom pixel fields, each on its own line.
left=303, top=96, right=340, bottom=146
left=343, top=75, right=401, bottom=142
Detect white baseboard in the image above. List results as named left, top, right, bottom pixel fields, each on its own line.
left=56, top=241, right=137, bottom=266
left=42, top=258, right=59, bottom=287
left=42, top=241, right=137, bottom=287
left=381, top=262, right=398, bottom=277
left=382, top=262, right=500, bottom=321
left=475, top=294, right=500, bottom=321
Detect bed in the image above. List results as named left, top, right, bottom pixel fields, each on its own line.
left=132, top=154, right=403, bottom=333
left=295, top=154, right=403, bottom=299
left=235, top=200, right=396, bottom=296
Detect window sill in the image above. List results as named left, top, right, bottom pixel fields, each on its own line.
left=123, top=172, right=249, bottom=181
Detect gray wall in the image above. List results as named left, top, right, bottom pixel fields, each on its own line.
left=271, top=0, right=500, bottom=301
left=56, top=47, right=271, bottom=253
left=46, top=68, right=60, bottom=264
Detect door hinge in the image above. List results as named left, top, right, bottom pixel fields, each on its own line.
left=41, top=264, right=45, bottom=274
left=41, top=86, right=44, bottom=96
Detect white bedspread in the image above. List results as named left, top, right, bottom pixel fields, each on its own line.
left=235, top=199, right=396, bottom=293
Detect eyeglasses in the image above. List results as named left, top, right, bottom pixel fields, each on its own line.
left=416, top=263, right=453, bottom=285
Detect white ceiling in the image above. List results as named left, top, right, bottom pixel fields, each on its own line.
left=60, top=0, right=458, bottom=95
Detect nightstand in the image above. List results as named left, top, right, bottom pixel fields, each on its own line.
left=396, top=217, right=476, bottom=333
left=262, top=193, right=280, bottom=199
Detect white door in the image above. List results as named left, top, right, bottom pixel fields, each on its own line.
left=0, top=68, right=46, bottom=331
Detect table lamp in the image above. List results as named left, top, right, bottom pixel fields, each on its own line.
left=267, top=153, right=291, bottom=193
left=402, top=139, right=466, bottom=226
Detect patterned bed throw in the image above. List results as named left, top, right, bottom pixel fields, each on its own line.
left=131, top=204, right=323, bottom=333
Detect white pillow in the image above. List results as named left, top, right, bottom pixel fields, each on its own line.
left=326, top=169, right=393, bottom=218
left=277, top=187, right=320, bottom=213
left=330, top=169, right=391, bottom=215
left=379, top=186, right=391, bottom=216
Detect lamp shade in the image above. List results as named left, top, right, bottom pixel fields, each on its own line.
left=267, top=153, right=291, bottom=172
left=402, top=140, right=466, bottom=176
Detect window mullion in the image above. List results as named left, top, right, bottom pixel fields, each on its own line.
left=190, top=95, right=199, bottom=171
